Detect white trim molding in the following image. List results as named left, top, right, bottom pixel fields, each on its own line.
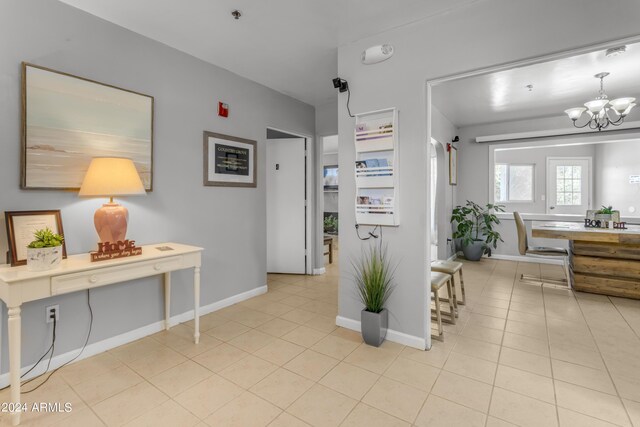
left=335, top=315, right=427, bottom=350
left=0, top=285, right=268, bottom=388
left=312, top=267, right=326, bottom=275
left=487, top=254, right=563, bottom=265
left=476, top=121, right=640, bottom=143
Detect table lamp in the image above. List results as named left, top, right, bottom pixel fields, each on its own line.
left=79, top=157, right=146, bottom=243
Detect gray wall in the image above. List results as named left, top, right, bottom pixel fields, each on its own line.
left=494, top=144, right=596, bottom=213
left=431, top=107, right=457, bottom=260
left=315, top=101, right=338, bottom=268
left=456, top=116, right=640, bottom=256
left=323, top=153, right=339, bottom=214
left=594, top=141, right=640, bottom=216
left=338, top=0, right=640, bottom=345
left=0, top=0, right=315, bottom=373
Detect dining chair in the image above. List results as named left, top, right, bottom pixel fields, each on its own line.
left=514, top=212, right=571, bottom=288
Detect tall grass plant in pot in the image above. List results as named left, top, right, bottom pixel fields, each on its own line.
left=353, top=244, right=396, bottom=347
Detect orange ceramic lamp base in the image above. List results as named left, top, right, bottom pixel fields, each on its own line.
left=94, top=201, right=129, bottom=242
left=79, top=157, right=146, bottom=243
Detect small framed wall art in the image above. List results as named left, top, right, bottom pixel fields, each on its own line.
left=5, top=210, right=67, bottom=266
left=203, top=131, right=257, bottom=187
left=449, top=145, right=458, bottom=185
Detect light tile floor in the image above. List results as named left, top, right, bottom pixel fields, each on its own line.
left=2, top=258, right=640, bottom=426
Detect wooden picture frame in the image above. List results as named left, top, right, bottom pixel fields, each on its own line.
left=21, top=62, right=154, bottom=191
left=203, top=131, right=257, bottom=188
left=449, top=146, right=458, bottom=185
left=5, top=210, right=67, bottom=266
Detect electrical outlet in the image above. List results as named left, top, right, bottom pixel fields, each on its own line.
left=46, top=305, right=59, bottom=323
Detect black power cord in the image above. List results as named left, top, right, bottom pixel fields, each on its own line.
left=8, top=289, right=94, bottom=394
left=23, top=289, right=93, bottom=393
left=346, top=86, right=355, bottom=118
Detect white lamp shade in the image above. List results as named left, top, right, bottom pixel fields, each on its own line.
left=584, top=99, right=609, bottom=114
left=79, top=157, right=146, bottom=197
left=610, top=97, right=636, bottom=114
left=565, top=107, right=586, bottom=120
left=623, top=103, right=637, bottom=116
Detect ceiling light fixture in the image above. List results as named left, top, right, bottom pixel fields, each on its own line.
left=564, top=72, right=635, bottom=131
left=231, top=10, right=242, bottom=20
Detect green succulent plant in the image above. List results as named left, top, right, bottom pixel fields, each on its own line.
left=597, top=205, right=615, bottom=215
left=27, top=228, right=64, bottom=249
left=324, top=216, right=338, bottom=233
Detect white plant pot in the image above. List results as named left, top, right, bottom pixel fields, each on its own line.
left=26, top=246, right=63, bottom=272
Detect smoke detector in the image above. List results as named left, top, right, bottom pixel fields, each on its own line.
left=231, top=10, right=242, bottom=20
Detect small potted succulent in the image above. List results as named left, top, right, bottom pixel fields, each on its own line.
left=595, top=205, right=620, bottom=225
left=353, top=245, right=396, bottom=347
left=26, top=228, right=64, bottom=272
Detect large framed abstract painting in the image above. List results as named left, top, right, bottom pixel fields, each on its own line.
left=21, top=63, right=154, bottom=190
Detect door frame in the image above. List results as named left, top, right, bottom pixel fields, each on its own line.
left=425, top=34, right=640, bottom=350
left=545, top=156, right=593, bottom=214
left=266, top=127, right=314, bottom=275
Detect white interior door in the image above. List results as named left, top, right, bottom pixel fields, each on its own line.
left=267, top=138, right=306, bottom=274
left=547, top=157, right=591, bottom=215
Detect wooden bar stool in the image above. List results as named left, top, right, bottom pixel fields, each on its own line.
left=431, top=260, right=466, bottom=316
left=431, top=271, right=456, bottom=341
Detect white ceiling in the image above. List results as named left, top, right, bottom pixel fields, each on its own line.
left=58, top=0, right=484, bottom=107
left=433, top=42, right=640, bottom=128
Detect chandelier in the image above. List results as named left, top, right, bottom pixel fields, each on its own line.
left=564, top=72, right=636, bottom=131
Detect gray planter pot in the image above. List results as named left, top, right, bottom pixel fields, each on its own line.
left=462, top=240, right=485, bottom=261
left=361, top=308, right=388, bottom=347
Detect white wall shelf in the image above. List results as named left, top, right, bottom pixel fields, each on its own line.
left=354, top=108, right=399, bottom=226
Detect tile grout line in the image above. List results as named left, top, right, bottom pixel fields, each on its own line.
left=541, top=283, right=563, bottom=427
left=482, top=262, right=516, bottom=427
left=572, top=293, right=636, bottom=427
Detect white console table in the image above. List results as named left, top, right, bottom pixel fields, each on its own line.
left=0, top=242, right=203, bottom=426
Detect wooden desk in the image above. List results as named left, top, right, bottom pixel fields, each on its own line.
left=532, top=222, right=640, bottom=299
left=0, top=242, right=203, bottom=426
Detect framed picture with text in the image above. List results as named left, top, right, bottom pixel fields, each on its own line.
left=5, top=210, right=67, bottom=266
left=203, top=131, right=257, bottom=187
left=449, top=145, right=458, bottom=185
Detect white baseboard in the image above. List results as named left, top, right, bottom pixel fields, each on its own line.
left=335, top=315, right=426, bottom=350
left=312, top=267, right=326, bottom=275
left=0, top=285, right=268, bottom=388
left=487, top=253, right=563, bottom=265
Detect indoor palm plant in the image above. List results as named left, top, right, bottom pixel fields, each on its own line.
left=353, top=245, right=396, bottom=347
left=451, top=200, right=505, bottom=261
left=26, top=228, right=64, bottom=271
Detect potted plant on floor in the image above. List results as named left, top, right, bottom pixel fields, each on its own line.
left=451, top=200, right=505, bottom=261
left=353, top=245, right=396, bottom=347
left=26, top=228, right=64, bottom=272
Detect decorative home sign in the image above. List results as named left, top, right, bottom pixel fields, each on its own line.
left=21, top=63, right=154, bottom=190
left=4, top=210, right=67, bottom=266
left=91, top=240, right=142, bottom=262
left=203, top=131, right=257, bottom=187
left=449, top=145, right=458, bottom=185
